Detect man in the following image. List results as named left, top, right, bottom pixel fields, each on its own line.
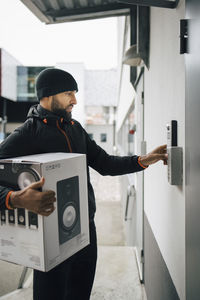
left=0, top=68, right=167, bottom=300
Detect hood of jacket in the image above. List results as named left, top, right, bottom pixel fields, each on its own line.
left=27, top=104, right=72, bottom=126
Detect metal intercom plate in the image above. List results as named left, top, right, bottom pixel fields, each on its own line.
left=167, top=146, right=183, bottom=185
left=166, top=120, right=183, bottom=185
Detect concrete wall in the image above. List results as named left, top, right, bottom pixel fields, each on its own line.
left=86, top=124, right=114, bottom=154
left=116, top=1, right=186, bottom=299
left=144, top=1, right=185, bottom=299
left=116, top=17, right=136, bottom=132
left=1, top=49, right=21, bottom=101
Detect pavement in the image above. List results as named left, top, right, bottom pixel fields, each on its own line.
left=0, top=168, right=146, bottom=300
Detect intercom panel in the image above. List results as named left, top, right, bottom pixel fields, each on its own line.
left=167, top=120, right=177, bottom=147
left=166, top=121, right=183, bottom=185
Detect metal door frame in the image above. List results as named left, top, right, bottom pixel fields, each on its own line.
left=134, top=68, right=145, bottom=283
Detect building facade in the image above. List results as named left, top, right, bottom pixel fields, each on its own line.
left=116, top=1, right=189, bottom=299
left=0, top=53, right=117, bottom=152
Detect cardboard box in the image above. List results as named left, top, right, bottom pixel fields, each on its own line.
left=0, top=153, right=89, bottom=271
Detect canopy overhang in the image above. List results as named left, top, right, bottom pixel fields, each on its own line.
left=20, top=0, right=179, bottom=24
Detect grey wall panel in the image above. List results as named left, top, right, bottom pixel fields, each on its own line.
left=185, top=0, right=200, bottom=298
left=144, top=213, right=180, bottom=300
left=144, top=2, right=185, bottom=298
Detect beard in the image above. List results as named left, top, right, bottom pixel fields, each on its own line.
left=51, top=96, right=72, bottom=120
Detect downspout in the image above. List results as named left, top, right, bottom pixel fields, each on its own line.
left=2, top=99, right=7, bottom=139
left=0, top=50, right=7, bottom=140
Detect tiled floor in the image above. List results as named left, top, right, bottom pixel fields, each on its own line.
left=0, top=169, right=146, bottom=300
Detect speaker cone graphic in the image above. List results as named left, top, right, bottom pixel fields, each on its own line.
left=62, top=204, right=77, bottom=229
left=17, top=166, right=40, bottom=228
left=18, top=168, right=40, bottom=189
left=57, top=176, right=81, bottom=245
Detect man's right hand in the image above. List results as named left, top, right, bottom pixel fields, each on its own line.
left=9, top=177, right=56, bottom=216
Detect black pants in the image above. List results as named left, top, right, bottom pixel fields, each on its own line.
left=33, top=221, right=97, bottom=300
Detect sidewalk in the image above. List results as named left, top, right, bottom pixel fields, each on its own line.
left=91, top=168, right=125, bottom=246
left=90, top=169, right=146, bottom=300
left=0, top=169, right=146, bottom=300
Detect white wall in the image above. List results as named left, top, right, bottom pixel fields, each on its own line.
left=144, top=1, right=185, bottom=299
left=1, top=49, right=21, bottom=101
left=116, top=17, right=136, bottom=132
left=56, top=63, right=85, bottom=126
left=86, top=124, right=114, bottom=154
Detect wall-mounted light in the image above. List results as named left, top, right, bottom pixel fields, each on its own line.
left=122, top=45, right=143, bottom=66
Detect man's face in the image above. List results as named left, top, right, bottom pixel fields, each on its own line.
left=51, top=91, right=77, bottom=116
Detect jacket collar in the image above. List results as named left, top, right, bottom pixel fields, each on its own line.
left=37, top=105, right=72, bottom=127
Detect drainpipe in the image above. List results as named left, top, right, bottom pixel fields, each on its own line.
left=1, top=98, right=7, bottom=140
left=113, top=106, right=117, bottom=154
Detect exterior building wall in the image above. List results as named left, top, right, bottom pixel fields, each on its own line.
left=85, top=124, right=114, bottom=154
left=116, top=1, right=185, bottom=299
left=1, top=49, right=22, bottom=101
left=116, top=16, right=138, bottom=251
left=144, top=2, right=185, bottom=299
left=1, top=59, right=117, bottom=145
left=116, top=17, right=136, bottom=132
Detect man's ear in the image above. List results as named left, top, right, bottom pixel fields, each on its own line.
left=40, top=96, right=52, bottom=110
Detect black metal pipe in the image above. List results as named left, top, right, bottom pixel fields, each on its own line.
left=2, top=98, right=7, bottom=139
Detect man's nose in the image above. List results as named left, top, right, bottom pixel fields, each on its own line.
left=72, top=94, right=77, bottom=105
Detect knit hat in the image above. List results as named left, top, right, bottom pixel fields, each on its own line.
left=35, top=68, right=78, bottom=100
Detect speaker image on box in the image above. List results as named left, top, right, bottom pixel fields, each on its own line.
left=0, top=162, right=41, bottom=190
left=16, top=165, right=40, bottom=228
left=57, top=176, right=81, bottom=245
left=17, top=166, right=40, bottom=189
left=0, top=163, right=40, bottom=228
left=0, top=153, right=89, bottom=271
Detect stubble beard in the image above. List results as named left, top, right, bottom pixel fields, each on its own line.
left=51, top=96, right=72, bottom=120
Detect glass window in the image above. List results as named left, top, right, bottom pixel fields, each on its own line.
left=101, top=133, right=107, bottom=142
left=17, top=66, right=52, bottom=102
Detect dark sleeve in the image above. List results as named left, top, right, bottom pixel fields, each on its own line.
left=0, top=126, right=33, bottom=159
left=84, top=130, right=145, bottom=176
left=0, top=124, right=33, bottom=210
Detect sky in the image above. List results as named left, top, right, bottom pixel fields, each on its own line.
left=0, top=0, right=118, bottom=69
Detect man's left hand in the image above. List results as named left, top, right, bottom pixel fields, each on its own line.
left=139, top=144, right=168, bottom=167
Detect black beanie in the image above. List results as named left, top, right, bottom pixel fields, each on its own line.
left=35, top=68, right=78, bottom=100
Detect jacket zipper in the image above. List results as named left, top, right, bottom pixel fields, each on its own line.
left=56, top=120, right=73, bottom=153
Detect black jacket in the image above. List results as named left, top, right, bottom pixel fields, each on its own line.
left=0, top=104, right=145, bottom=221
